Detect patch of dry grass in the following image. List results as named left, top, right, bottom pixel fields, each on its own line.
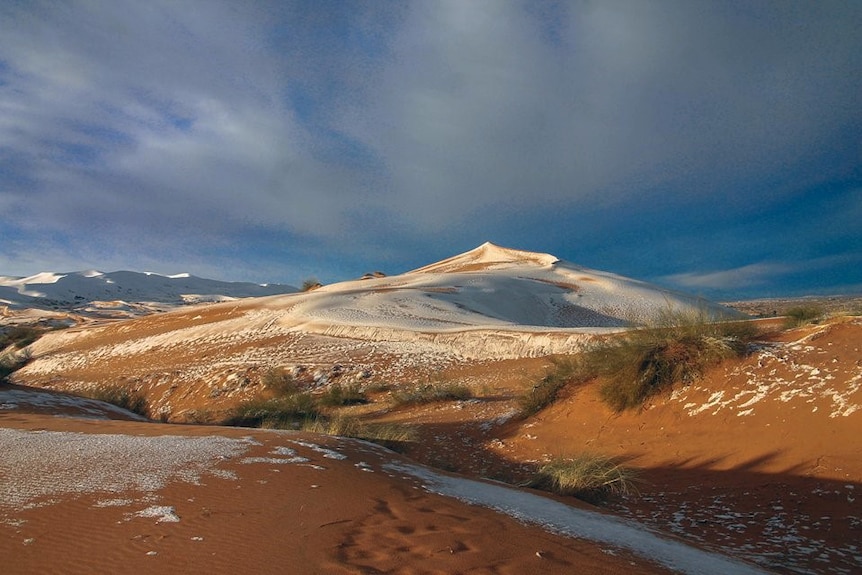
left=391, top=381, right=473, bottom=406
left=529, top=454, right=640, bottom=502
left=319, top=383, right=368, bottom=407
left=518, top=357, right=582, bottom=418
left=783, top=304, right=824, bottom=328
left=584, top=308, right=757, bottom=412
left=303, top=415, right=416, bottom=450
left=81, top=384, right=149, bottom=418
left=225, top=393, right=319, bottom=429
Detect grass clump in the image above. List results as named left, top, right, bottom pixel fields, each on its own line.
left=84, top=385, right=149, bottom=418
left=0, top=326, right=42, bottom=350
left=529, top=454, right=640, bottom=502
left=303, top=415, right=416, bottom=448
left=784, top=304, right=824, bottom=328
left=585, top=308, right=756, bottom=412
left=225, top=393, right=320, bottom=429
left=391, top=381, right=473, bottom=406
left=261, top=367, right=299, bottom=395
left=319, top=383, right=368, bottom=407
left=518, top=357, right=582, bottom=417
left=1, top=351, right=31, bottom=383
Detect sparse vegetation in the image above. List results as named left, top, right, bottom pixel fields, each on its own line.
left=301, top=277, right=322, bottom=292
left=784, top=304, right=824, bottom=328
left=518, top=357, right=582, bottom=417
left=529, top=454, right=640, bottom=502
left=224, top=383, right=414, bottom=447
left=1, top=351, right=31, bottom=383
left=262, top=367, right=299, bottom=395
left=319, top=383, right=368, bottom=407
left=303, top=415, right=416, bottom=448
left=84, top=384, right=149, bottom=418
left=183, top=409, right=215, bottom=425
left=225, top=393, right=320, bottom=428
left=515, top=309, right=758, bottom=416
left=365, top=382, right=393, bottom=393
left=583, top=308, right=757, bottom=412
left=0, top=326, right=42, bottom=350
left=391, top=381, right=473, bottom=406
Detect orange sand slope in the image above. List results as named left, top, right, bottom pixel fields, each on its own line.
left=493, top=318, right=862, bottom=575
left=1, top=406, right=773, bottom=575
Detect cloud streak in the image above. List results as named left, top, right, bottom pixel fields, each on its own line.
left=663, top=263, right=794, bottom=291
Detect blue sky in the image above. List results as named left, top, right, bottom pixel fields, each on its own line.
left=1, top=1, right=860, bottom=300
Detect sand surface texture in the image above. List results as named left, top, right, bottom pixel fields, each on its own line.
left=3, top=408, right=762, bottom=575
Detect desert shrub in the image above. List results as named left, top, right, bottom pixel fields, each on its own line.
left=518, top=357, right=583, bottom=417
left=225, top=393, right=320, bottom=429
left=303, top=415, right=416, bottom=447
left=303, top=414, right=364, bottom=437
left=0, top=326, right=43, bottom=350
left=1, top=347, right=33, bottom=381
left=183, top=409, right=214, bottom=425
left=262, top=367, right=299, bottom=395
left=391, top=381, right=473, bottom=406
left=319, top=383, right=368, bottom=407
left=84, top=385, right=149, bottom=417
left=529, top=454, right=640, bottom=502
left=1, top=354, right=26, bottom=383
left=784, top=305, right=824, bottom=328
left=585, top=309, right=756, bottom=412
left=301, top=277, right=322, bottom=292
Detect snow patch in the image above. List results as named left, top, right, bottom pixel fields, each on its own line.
left=0, top=428, right=250, bottom=510
left=135, top=505, right=180, bottom=523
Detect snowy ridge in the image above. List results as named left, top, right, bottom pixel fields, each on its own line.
left=410, top=241, right=559, bottom=273
left=0, top=270, right=297, bottom=310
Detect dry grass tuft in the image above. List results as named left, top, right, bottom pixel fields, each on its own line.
left=225, top=393, right=320, bottom=429
left=81, top=384, right=149, bottom=418
left=261, top=367, right=299, bottom=395
left=584, top=308, right=757, bottom=412
left=518, top=357, right=582, bottom=417
left=783, top=305, right=824, bottom=328
left=319, top=383, right=368, bottom=407
left=303, top=415, right=416, bottom=449
left=1, top=350, right=31, bottom=383
left=529, top=454, right=640, bottom=502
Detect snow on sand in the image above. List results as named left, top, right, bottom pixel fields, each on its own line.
left=1, top=425, right=767, bottom=574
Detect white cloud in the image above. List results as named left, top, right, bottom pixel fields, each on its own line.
left=663, top=263, right=794, bottom=290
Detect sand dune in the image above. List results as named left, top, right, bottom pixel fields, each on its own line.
left=14, top=243, right=740, bottom=420
left=3, top=245, right=860, bottom=574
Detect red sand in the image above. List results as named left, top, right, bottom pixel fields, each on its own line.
left=1, top=413, right=671, bottom=575
left=5, top=315, right=861, bottom=573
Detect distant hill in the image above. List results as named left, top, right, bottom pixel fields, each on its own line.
left=0, top=270, right=297, bottom=316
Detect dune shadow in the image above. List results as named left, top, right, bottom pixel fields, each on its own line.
left=388, top=416, right=861, bottom=575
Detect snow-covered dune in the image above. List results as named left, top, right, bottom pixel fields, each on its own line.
left=279, top=242, right=738, bottom=333
left=16, top=243, right=744, bottom=402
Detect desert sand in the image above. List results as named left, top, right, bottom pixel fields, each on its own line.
left=3, top=245, right=860, bottom=574
left=3, top=406, right=745, bottom=575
